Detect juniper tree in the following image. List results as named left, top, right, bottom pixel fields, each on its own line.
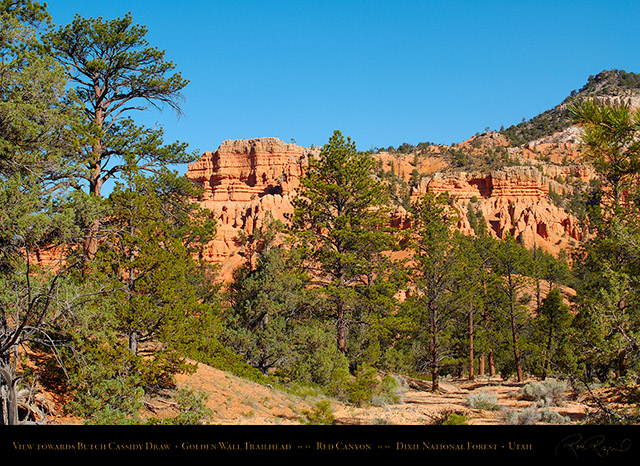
left=224, top=214, right=315, bottom=376
left=0, top=2, right=83, bottom=424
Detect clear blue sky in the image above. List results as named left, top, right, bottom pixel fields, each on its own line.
left=46, top=0, right=640, bottom=157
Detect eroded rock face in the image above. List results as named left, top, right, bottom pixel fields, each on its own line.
left=417, top=166, right=584, bottom=254
left=186, top=138, right=309, bottom=278
left=188, top=137, right=587, bottom=278
left=187, top=138, right=307, bottom=202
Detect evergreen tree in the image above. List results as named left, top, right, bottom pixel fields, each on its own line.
left=224, top=214, right=314, bottom=376
left=489, top=235, right=535, bottom=382
left=532, top=288, right=574, bottom=379
left=569, top=99, right=640, bottom=400
left=292, top=130, right=395, bottom=358
left=569, top=98, right=640, bottom=211
left=0, top=2, right=84, bottom=425
left=95, top=170, right=214, bottom=354
left=453, top=234, right=496, bottom=380
left=403, top=192, right=462, bottom=392
left=60, top=170, right=218, bottom=422
left=43, top=13, right=193, bottom=258
left=0, top=0, right=49, bottom=26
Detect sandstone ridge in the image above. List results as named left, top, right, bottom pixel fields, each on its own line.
left=187, top=137, right=587, bottom=277
left=420, top=166, right=583, bottom=254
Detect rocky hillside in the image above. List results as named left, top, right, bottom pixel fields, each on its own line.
left=186, top=137, right=312, bottom=279
left=500, top=69, right=640, bottom=146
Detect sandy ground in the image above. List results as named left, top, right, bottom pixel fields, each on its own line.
left=153, top=362, right=591, bottom=426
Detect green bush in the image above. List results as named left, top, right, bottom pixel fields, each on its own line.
left=379, top=374, right=407, bottom=404
left=300, top=400, right=335, bottom=425
left=68, top=375, right=145, bottom=425
left=276, top=324, right=350, bottom=388
left=431, top=409, right=468, bottom=425
left=444, top=413, right=468, bottom=425
left=345, top=365, right=379, bottom=407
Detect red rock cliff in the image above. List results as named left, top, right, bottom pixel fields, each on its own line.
left=186, top=138, right=309, bottom=278
left=419, top=166, right=584, bottom=254
left=188, top=138, right=587, bottom=278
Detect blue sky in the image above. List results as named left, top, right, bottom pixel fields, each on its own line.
left=46, top=0, right=640, bottom=158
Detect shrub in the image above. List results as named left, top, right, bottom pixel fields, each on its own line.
left=371, top=374, right=407, bottom=406
left=539, top=408, right=570, bottom=424
left=276, top=324, right=350, bottom=387
left=68, top=375, right=145, bottom=425
left=466, top=390, right=501, bottom=411
left=327, top=367, right=408, bottom=407
left=519, top=379, right=569, bottom=406
left=444, top=413, right=468, bottom=425
left=501, top=406, right=541, bottom=425
left=345, top=365, right=379, bottom=407
left=431, top=409, right=468, bottom=425
left=300, top=400, right=334, bottom=425
left=501, top=405, right=571, bottom=425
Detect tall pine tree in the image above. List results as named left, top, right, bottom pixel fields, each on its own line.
left=292, top=130, right=395, bottom=358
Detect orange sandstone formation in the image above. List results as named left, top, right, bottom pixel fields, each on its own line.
left=418, top=166, right=584, bottom=254
left=186, top=138, right=309, bottom=278
left=187, top=137, right=588, bottom=277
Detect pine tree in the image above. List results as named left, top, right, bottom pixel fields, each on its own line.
left=43, top=13, right=193, bottom=258
left=568, top=98, right=640, bottom=211
left=94, top=170, right=214, bottom=355
left=404, top=192, right=462, bottom=392
left=489, top=235, right=535, bottom=383
left=533, top=288, right=573, bottom=379
left=569, top=99, right=640, bottom=396
left=292, top=130, right=395, bottom=357
left=60, top=171, right=218, bottom=422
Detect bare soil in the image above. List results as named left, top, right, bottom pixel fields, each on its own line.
left=138, top=362, right=592, bottom=426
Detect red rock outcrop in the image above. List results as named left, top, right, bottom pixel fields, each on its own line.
left=186, top=138, right=309, bottom=278
left=416, top=166, right=584, bottom=254
left=188, top=137, right=588, bottom=278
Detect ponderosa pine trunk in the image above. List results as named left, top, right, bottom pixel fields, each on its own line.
left=430, top=304, right=439, bottom=392
left=489, top=349, right=496, bottom=377
left=510, top=297, right=524, bottom=383
left=336, top=264, right=347, bottom=353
